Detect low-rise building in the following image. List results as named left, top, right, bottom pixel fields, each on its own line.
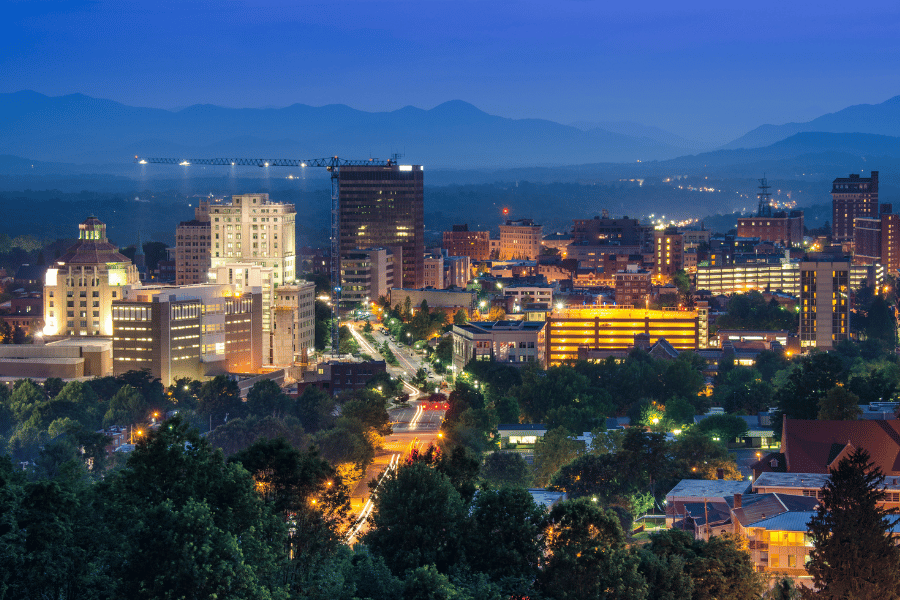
left=296, top=360, right=386, bottom=396
left=451, top=320, right=546, bottom=371
left=0, top=338, right=112, bottom=380
left=614, top=266, right=651, bottom=306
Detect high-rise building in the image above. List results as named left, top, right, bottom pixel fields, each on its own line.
left=208, top=193, right=297, bottom=285
left=444, top=255, right=471, bottom=289
left=800, top=259, right=850, bottom=350
left=339, top=164, right=424, bottom=289
left=43, top=217, right=140, bottom=338
left=207, top=263, right=277, bottom=363
left=271, top=282, right=316, bottom=367
left=854, top=204, right=900, bottom=274
left=654, top=228, right=684, bottom=277
left=442, top=225, right=490, bottom=261
left=112, top=284, right=263, bottom=384
left=499, top=219, right=543, bottom=260
left=832, top=171, right=878, bottom=242
left=340, top=248, right=394, bottom=305
left=175, top=219, right=211, bottom=285
left=571, top=214, right=654, bottom=250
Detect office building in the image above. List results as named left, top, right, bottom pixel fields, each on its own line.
left=832, top=171, right=878, bottom=242
left=271, top=282, right=316, bottom=366
left=854, top=204, right=900, bottom=274
left=112, top=284, right=263, bottom=385
left=499, top=219, right=543, bottom=260
left=737, top=212, right=804, bottom=246
left=697, top=258, right=881, bottom=297
left=175, top=219, right=211, bottom=285
left=43, top=217, right=140, bottom=338
left=571, top=213, right=654, bottom=250
left=654, top=228, right=684, bottom=277
left=546, top=306, right=706, bottom=366
left=614, top=266, right=651, bottom=306
left=339, top=164, right=424, bottom=289
left=444, top=255, right=471, bottom=289
left=423, top=254, right=444, bottom=289
left=208, top=193, right=297, bottom=285
left=340, top=248, right=394, bottom=305
left=442, top=225, right=490, bottom=261
left=451, top=320, right=547, bottom=371
left=800, top=259, right=850, bottom=350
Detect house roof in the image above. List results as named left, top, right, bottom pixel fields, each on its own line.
left=753, top=472, right=830, bottom=490
left=665, top=479, right=751, bottom=500
left=750, top=511, right=816, bottom=532
left=732, top=493, right=819, bottom=528
left=782, top=418, right=900, bottom=475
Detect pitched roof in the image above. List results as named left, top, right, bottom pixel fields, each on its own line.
left=57, top=240, right=131, bottom=265
left=665, top=479, right=751, bottom=499
left=782, top=419, right=900, bottom=475
left=731, top=493, right=819, bottom=528
left=751, top=511, right=816, bottom=532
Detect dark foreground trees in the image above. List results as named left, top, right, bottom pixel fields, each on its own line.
left=804, top=448, right=900, bottom=600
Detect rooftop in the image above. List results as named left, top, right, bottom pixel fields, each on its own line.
left=665, top=479, right=751, bottom=499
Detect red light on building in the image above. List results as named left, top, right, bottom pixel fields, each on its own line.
left=502, top=208, right=509, bottom=215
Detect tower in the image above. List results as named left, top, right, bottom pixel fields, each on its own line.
left=338, top=164, right=424, bottom=290
left=832, top=171, right=879, bottom=243
left=757, top=176, right=772, bottom=218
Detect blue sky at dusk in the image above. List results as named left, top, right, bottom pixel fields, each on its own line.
left=3, top=0, right=900, bottom=145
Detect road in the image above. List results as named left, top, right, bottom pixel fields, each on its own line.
left=345, top=322, right=447, bottom=543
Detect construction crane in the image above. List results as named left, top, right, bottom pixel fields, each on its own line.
left=135, top=155, right=398, bottom=355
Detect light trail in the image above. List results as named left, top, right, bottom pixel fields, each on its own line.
left=346, top=452, right=400, bottom=544
left=408, top=404, right=424, bottom=430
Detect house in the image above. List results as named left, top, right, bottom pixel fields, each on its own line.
left=752, top=418, right=900, bottom=478
left=664, top=478, right=751, bottom=527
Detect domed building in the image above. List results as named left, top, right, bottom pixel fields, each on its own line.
left=43, top=217, right=139, bottom=337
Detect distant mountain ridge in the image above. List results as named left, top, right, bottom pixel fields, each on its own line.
left=721, top=95, right=900, bottom=149
left=0, top=91, right=690, bottom=169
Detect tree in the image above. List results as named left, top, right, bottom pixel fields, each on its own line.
left=665, top=397, right=696, bottom=426
left=293, top=385, right=335, bottom=432
left=533, top=427, right=583, bottom=487
left=537, top=498, right=648, bottom=600
left=774, top=352, right=846, bottom=429
left=245, top=379, right=292, bottom=419
left=197, top=375, right=243, bottom=429
left=102, top=384, right=148, bottom=428
left=481, top=452, right=532, bottom=488
left=466, top=486, right=546, bottom=593
left=817, top=385, right=862, bottom=420
left=550, top=453, right=624, bottom=504
left=694, top=414, right=749, bottom=443
left=402, top=565, right=461, bottom=600
left=453, top=308, right=468, bottom=325
left=363, top=461, right=466, bottom=575
left=804, top=448, right=900, bottom=599
left=643, top=529, right=763, bottom=600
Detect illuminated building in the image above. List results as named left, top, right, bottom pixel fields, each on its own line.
left=800, top=259, right=850, bottom=350
left=112, top=284, right=262, bottom=385
left=339, top=164, right=424, bottom=289
left=43, top=217, right=140, bottom=338
left=499, top=219, right=543, bottom=260
left=423, top=254, right=444, bottom=289
left=175, top=219, right=211, bottom=285
left=271, top=282, right=316, bottom=367
left=546, top=306, right=707, bottom=366
left=340, top=248, right=394, bottom=305
left=737, top=212, right=804, bottom=246
left=654, top=228, right=684, bottom=277
left=614, top=265, right=651, bottom=306
left=451, top=320, right=546, bottom=371
left=443, top=225, right=490, bottom=261
left=832, top=171, right=878, bottom=243
left=697, top=259, right=882, bottom=296
left=571, top=214, right=653, bottom=250
left=854, top=204, right=900, bottom=274
left=208, top=263, right=273, bottom=362
left=208, top=193, right=297, bottom=285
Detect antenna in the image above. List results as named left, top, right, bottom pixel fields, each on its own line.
left=757, top=176, right=773, bottom=217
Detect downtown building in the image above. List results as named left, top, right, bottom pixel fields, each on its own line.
left=339, top=164, right=424, bottom=289
left=442, top=225, right=491, bottom=261
left=832, top=171, right=878, bottom=243
left=499, top=219, right=543, bottom=260
left=112, top=284, right=263, bottom=385
left=175, top=202, right=212, bottom=285
left=43, top=217, right=140, bottom=338
left=800, top=259, right=850, bottom=350
left=853, top=204, right=900, bottom=275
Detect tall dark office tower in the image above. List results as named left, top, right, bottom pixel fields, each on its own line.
left=339, top=164, right=424, bottom=289
left=832, top=171, right=878, bottom=242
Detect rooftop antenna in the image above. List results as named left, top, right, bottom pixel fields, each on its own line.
left=757, top=175, right=773, bottom=217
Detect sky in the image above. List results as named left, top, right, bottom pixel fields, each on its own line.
left=3, top=0, right=900, bottom=146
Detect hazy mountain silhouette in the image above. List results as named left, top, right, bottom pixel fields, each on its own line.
left=569, top=120, right=707, bottom=151
left=0, top=91, right=691, bottom=168
left=721, top=96, right=900, bottom=149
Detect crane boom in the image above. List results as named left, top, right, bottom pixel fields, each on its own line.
left=136, top=155, right=397, bottom=356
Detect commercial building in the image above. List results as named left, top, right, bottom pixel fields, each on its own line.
left=339, top=164, right=424, bottom=289
left=390, top=288, right=477, bottom=314
left=654, top=228, right=684, bottom=277
left=451, top=320, right=547, bottom=371
left=567, top=242, right=643, bottom=269
left=340, top=248, right=394, bottom=305
left=499, top=219, right=543, bottom=260
left=832, top=171, right=878, bottom=242
left=614, top=266, right=651, bottom=306
left=442, top=225, right=490, bottom=261
left=112, top=284, right=263, bottom=385
left=297, top=360, right=387, bottom=396
left=737, top=212, right=804, bottom=246
left=800, top=259, right=850, bottom=350
left=423, top=254, right=444, bottom=289
left=571, top=214, right=654, bottom=250
left=546, top=306, right=706, bottom=366
left=43, top=217, right=140, bottom=338
left=443, top=255, right=471, bottom=289
left=208, top=263, right=274, bottom=361
left=175, top=219, right=211, bottom=285
left=0, top=338, right=112, bottom=380
left=854, top=204, right=900, bottom=274
left=271, top=282, right=317, bottom=366
left=502, top=283, right=554, bottom=311
left=697, top=258, right=882, bottom=296
left=208, top=193, right=297, bottom=285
